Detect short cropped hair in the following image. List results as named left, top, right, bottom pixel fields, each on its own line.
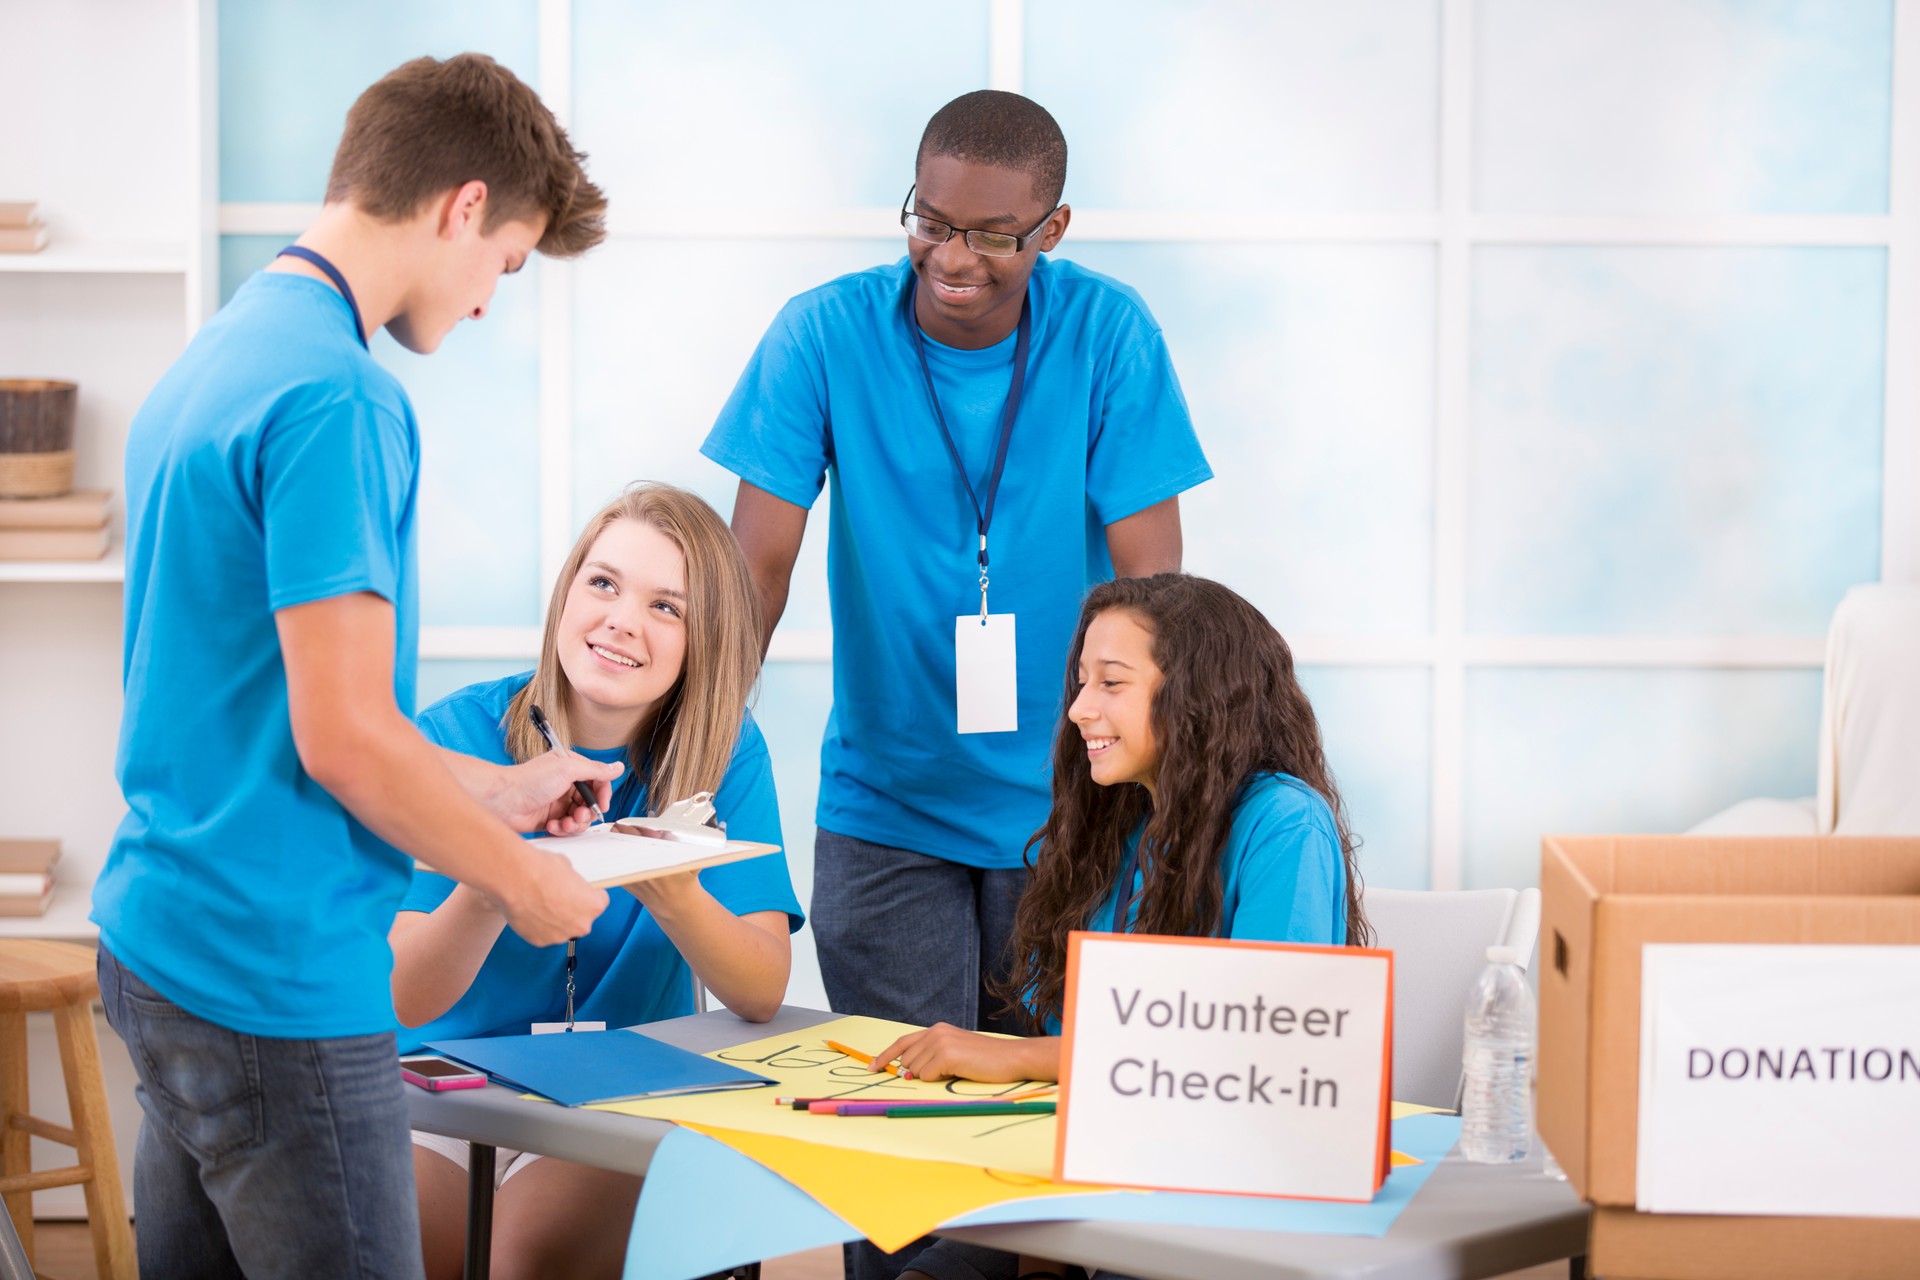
left=916, top=90, right=1068, bottom=209
left=325, top=54, right=607, bottom=259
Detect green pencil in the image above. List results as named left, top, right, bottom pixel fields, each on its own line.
left=883, top=1102, right=1057, bottom=1118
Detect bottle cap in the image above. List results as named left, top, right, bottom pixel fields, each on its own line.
left=1486, top=945, right=1523, bottom=965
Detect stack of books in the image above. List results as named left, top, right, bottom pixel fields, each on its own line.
left=0, top=488, right=112, bottom=560
left=0, top=839, right=60, bottom=918
left=0, top=202, right=47, bottom=254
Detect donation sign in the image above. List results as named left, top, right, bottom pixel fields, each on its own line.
left=1637, top=943, right=1920, bottom=1218
left=1054, top=931, right=1393, bottom=1201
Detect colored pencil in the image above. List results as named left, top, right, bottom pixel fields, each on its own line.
left=822, top=1090, right=1058, bottom=1117
left=883, top=1102, right=1056, bottom=1118
left=823, top=1038, right=900, bottom=1075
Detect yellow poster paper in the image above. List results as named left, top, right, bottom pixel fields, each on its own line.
left=681, top=1122, right=1105, bottom=1253
left=593, top=1016, right=1060, bottom=1176
left=593, top=1016, right=1425, bottom=1181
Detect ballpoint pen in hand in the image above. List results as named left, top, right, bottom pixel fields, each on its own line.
left=528, top=703, right=607, bottom=825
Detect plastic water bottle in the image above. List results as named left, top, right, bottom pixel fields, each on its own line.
left=1460, top=944, right=1533, bottom=1163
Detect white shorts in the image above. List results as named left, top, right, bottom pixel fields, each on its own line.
left=410, top=1129, right=544, bottom=1189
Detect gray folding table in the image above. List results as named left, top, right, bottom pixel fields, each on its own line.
left=408, top=1005, right=1589, bottom=1280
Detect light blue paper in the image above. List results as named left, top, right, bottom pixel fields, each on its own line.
left=951, top=1113, right=1460, bottom=1234
left=624, top=1116, right=1462, bottom=1279
left=624, top=1127, right=857, bottom=1280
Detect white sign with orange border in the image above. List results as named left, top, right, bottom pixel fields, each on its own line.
left=1054, top=931, right=1393, bottom=1201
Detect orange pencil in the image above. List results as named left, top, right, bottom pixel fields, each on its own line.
left=824, top=1038, right=899, bottom=1075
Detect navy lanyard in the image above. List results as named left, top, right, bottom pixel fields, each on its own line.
left=1108, top=842, right=1141, bottom=935
left=905, top=278, right=1031, bottom=614
left=276, top=245, right=368, bottom=350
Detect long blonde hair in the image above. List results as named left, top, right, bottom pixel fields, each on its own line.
left=503, top=483, right=763, bottom=813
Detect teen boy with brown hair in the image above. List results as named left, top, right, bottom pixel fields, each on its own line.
left=91, top=54, right=612, bottom=1278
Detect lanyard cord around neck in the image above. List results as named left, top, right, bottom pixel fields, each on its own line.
left=904, top=276, right=1031, bottom=621
left=276, top=246, right=369, bottom=350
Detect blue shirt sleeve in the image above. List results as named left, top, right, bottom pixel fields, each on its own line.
left=1221, top=779, right=1347, bottom=946
left=259, top=397, right=414, bottom=611
left=1084, top=321, right=1212, bottom=527
left=697, top=720, right=805, bottom=932
left=701, top=299, right=832, bottom=510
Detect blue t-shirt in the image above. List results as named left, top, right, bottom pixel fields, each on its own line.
left=395, top=673, right=805, bottom=1053
left=1034, top=774, right=1348, bottom=1033
left=1096, top=773, right=1349, bottom=945
left=703, top=256, right=1211, bottom=869
left=93, top=272, right=420, bottom=1038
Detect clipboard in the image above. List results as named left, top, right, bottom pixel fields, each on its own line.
left=418, top=826, right=781, bottom=890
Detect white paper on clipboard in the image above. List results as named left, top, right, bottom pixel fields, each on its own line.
left=420, top=828, right=780, bottom=891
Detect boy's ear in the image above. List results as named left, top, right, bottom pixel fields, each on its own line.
left=440, top=180, right=491, bottom=239
left=1038, top=204, right=1071, bottom=253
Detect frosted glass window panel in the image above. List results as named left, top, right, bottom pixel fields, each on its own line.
left=573, top=1, right=986, bottom=212
left=1468, top=247, right=1884, bottom=635
left=219, top=235, right=282, bottom=306
left=220, top=0, right=540, bottom=203
left=381, top=266, right=544, bottom=629
left=417, top=660, right=531, bottom=711
left=1463, top=668, right=1822, bottom=890
left=1296, top=667, right=1432, bottom=890
left=218, top=237, right=544, bottom=628
left=1475, top=0, right=1893, bottom=215
left=1067, top=244, right=1435, bottom=635
left=755, top=661, right=835, bottom=1012
left=572, top=240, right=898, bottom=632
left=1024, top=0, right=1439, bottom=212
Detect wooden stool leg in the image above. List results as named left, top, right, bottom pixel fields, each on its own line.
left=52, top=1002, right=135, bottom=1280
left=0, top=1011, right=31, bottom=1266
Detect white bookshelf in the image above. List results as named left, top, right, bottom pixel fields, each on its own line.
left=0, top=551, right=125, bottom=584
left=0, top=244, right=190, bottom=275
left=1, top=885, right=100, bottom=942
left=0, top=0, right=217, bottom=1220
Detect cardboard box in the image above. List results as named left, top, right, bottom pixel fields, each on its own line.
left=1537, top=834, right=1920, bottom=1278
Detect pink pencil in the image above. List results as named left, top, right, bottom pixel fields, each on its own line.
left=830, top=1093, right=1055, bottom=1117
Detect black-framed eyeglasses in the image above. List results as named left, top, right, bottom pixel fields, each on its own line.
left=899, top=185, right=1060, bottom=258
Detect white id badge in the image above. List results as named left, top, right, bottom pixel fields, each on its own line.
left=531, top=1022, right=605, bottom=1034
left=955, top=613, right=1018, bottom=734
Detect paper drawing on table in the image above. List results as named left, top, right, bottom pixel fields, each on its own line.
left=594, top=1016, right=1062, bottom=1177
left=418, top=825, right=779, bottom=890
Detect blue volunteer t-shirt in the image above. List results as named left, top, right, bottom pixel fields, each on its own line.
left=702, top=256, right=1211, bottom=869
left=93, top=271, right=420, bottom=1038
left=1097, top=773, right=1349, bottom=945
left=1037, top=773, right=1349, bottom=1034
left=395, top=673, right=804, bottom=1052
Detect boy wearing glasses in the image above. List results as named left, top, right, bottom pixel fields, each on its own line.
left=704, top=93, right=1207, bottom=1273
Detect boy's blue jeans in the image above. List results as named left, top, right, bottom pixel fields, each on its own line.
left=810, top=828, right=1030, bottom=1280
left=96, top=945, right=424, bottom=1279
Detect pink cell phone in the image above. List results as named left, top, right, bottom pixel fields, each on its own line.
left=399, top=1056, right=488, bottom=1091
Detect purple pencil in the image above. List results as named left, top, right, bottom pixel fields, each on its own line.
left=832, top=1097, right=1045, bottom=1116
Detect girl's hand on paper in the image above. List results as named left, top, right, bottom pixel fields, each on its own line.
left=488, top=751, right=624, bottom=834
left=872, top=1023, right=1063, bottom=1084
left=623, top=869, right=702, bottom=913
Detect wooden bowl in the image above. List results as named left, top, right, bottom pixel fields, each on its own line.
left=0, top=379, right=78, bottom=497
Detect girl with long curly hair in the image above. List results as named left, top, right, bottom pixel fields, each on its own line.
left=875, top=572, right=1370, bottom=1087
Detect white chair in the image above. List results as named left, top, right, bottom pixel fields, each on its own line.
left=1690, top=583, right=1920, bottom=836
left=1363, top=886, right=1541, bottom=1110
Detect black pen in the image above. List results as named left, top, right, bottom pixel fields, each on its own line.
left=529, top=703, right=607, bottom=825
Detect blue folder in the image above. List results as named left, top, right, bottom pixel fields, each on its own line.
left=424, top=1029, right=776, bottom=1107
